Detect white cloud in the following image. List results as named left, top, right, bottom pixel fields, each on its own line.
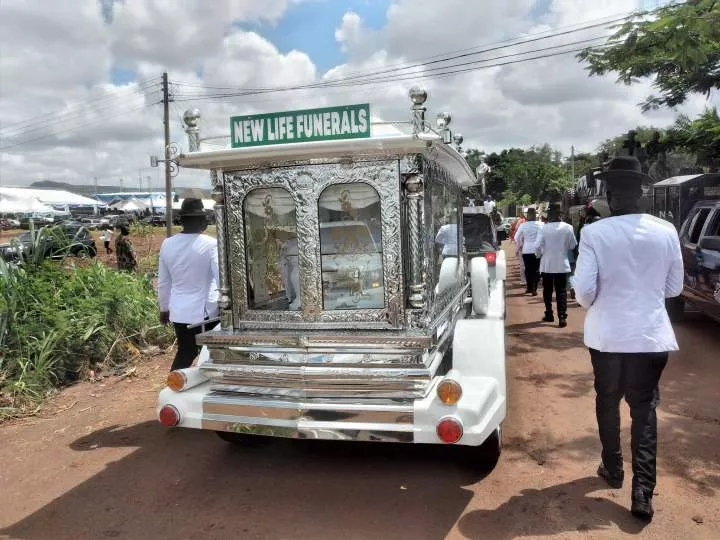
left=0, top=0, right=717, bottom=190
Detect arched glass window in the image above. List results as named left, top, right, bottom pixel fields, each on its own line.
left=244, top=188, right=299, bottom=311
left=318, top=183, right=384, bottom=310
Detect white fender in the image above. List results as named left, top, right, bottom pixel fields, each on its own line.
left=471, top=256, right=490, bottom=316
left=437, top=256, right=459, bottom=295
left=453, top=318, right=507, bottom=400
left=495, top=250, right=507, bottom=281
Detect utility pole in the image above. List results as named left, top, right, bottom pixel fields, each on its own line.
left=138, top=169, right=142, bottom=192
left=93, top=177, right=98, bottom=198
left=571, top=145, right=575, bottom=181
left=162, top=72, right=173, bottom=238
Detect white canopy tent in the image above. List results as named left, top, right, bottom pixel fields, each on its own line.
left=0, top=187, right=106, bottom=209
left=0, top=191, right=55, bottom=214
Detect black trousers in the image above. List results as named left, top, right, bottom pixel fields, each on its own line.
left=589, top=349, right=669, bottom=495
left=171, top=322, right=203, bottom=371
left=103, top=240, right=112, bottom=254
left=522, top=254, right=541, bottom=292
left=542, top=272, right=568, bottom=319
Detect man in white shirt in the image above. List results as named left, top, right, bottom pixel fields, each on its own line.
left=514, top=208, right=544, bottom=295
left=158, top=198, right=219, bottom=371
left=573, top=157, right=683, bottom=522
left=435, top=223, right=458, bottom=257
left=535, top=203, right=577, bottom=327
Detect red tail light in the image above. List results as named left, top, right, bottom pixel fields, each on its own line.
left=483, top=252, right=497, bottom=265
left=159, top=405, right=180, bottom=427
left=436, top=417, right=463, bottom=444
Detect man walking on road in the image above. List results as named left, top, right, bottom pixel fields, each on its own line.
left=573, top=157, right=683, bottom=522
left=535, top=203, right=577, bottom=327
left=514, top=208, right=543, bottom=295
left=158, top=198, right=219, bottom=371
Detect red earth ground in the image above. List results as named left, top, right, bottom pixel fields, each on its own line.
left=0, top=249, right=718, bottom=539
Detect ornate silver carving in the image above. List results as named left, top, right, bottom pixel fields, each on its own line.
left=224, top=160, right=404, bottom=328
left=409, top=87, right=428, bottom=134
left=404, top=174, right=425, bottom=309
left=212, top=168, right=233, bottom=329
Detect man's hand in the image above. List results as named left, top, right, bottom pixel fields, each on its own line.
left=159, top=311, right=170, bottom=325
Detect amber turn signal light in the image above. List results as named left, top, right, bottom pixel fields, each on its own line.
left=167, top=370, right=187, bottom=392
left=437, top=379, right=463, bottom=405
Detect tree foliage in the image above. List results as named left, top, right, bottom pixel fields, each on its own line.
left=665, top=106, right=720, bottom=169
left=464, top=144, right=573, bottom=205
left=578, top=0, right=720, bottom=111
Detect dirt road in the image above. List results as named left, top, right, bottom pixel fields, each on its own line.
left=1, top=252, right=718, bottom=539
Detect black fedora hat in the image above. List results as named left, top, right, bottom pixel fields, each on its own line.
left=600, top=156, right=649, bottom=188
left=178, top=197, right=206, bottom=217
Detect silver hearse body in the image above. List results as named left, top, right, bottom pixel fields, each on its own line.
left=158, top=93, right=506, bottom=450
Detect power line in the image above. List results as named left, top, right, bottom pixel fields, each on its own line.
left=172, top=12, right=634, bottom=94
left=0, top=102, right=157, bottom=151
left=177, top=36, right=609, bottom=102
left=171, top=39, right=611, bottom=106
left=0, top=77, right=162, bottom=135
left=0, top=90, right=162, bottom=142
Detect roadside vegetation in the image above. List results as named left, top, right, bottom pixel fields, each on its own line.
left=0, top=224, right=173, bottom=419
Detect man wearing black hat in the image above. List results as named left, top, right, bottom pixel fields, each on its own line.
left=573, top=156, right=683, bottom=522
left=535, top=202, right=577, bottom=327
left=158, top=198, right=219, bottom=371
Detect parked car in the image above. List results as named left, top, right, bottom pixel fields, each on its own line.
left=143, top=215, right=167, bottom=226
left=0, top=225, right=97, bottom=263
left=0, top=218, right=12, bottom=230
left=666, top=200, right=720, bottom=323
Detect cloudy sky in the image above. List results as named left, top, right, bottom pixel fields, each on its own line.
left=0, top=0, right=717, bottom=189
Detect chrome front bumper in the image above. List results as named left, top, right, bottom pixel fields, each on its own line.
left=158, top=373, right=505, bottom=446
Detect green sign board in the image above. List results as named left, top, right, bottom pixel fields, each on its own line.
left=230, top=104, right=370, bottom=148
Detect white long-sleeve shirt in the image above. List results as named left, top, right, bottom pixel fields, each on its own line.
left=515, top=220, right=544, bottom=255
left=573, top=214, right=684, bottom=353
left=158, top=233, right=219, bottom=325
left=536, top=221, right=577, bottom=273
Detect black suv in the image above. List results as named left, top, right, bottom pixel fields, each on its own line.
left=0, top=225, right=97, bottom=263
left=667, top=200, right=720, bottom=323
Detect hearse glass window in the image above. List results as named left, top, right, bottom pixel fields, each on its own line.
left=318, top=183, right=384, bottom=310
left=244, top=188, right=300, bottom=311
left=432, top=183, right=460, bottom=288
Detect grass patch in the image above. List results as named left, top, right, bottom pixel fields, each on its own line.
left=0, top=257, right=174, bottom=419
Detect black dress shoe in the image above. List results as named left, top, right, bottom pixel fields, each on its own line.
left=631, top=490, right=654, bottom=522
left=597, top=463, right=623, bottom=489
left=558, top=320, right=567, bottom=328
left=542, top=312, right=554, bottom=322
left=531, top=291, right=538, bottom=296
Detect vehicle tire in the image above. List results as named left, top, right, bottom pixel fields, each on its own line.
left=666, top=297, right=685, bottom=322
left=477, top=426, right=502, bottom=468
left=457, top=427, right=502, bottom=473
left=215, top=430, right=271, bottom=446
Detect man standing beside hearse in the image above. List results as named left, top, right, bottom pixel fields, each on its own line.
left=573, top=156, right=683, bottom=522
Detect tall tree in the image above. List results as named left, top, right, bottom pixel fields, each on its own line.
left=578, top=0, right=720, bottom=111
left=665, top=107, right=720, bottom=170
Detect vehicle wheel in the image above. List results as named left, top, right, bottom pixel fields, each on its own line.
left=215, top=430, right=270, bottom=446
left=477, top=426, right=502, bottom=467
left=459, top=427, right=502, bottom=473
left=666, top=297, right=685, bottom=322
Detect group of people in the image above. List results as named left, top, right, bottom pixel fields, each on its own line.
left=513, top=205, right=576, bottom=327
left=511, top=157, right=684, bottom=522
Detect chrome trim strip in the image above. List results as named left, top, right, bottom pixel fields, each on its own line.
left=202, top=419, right=414, bottom=443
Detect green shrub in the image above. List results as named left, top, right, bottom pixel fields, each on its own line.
left=0, top=259, right=173, bottom=418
